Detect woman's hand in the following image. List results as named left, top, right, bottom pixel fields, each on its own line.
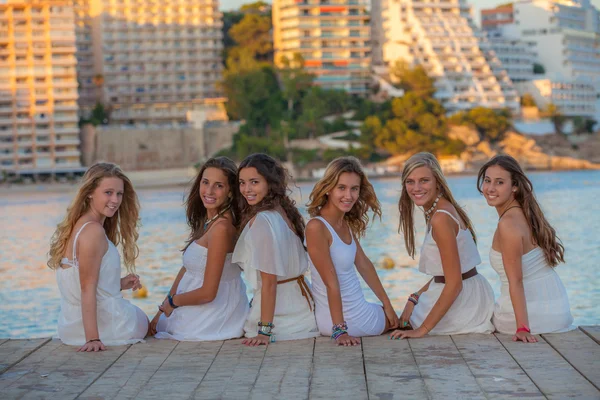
left=158, top=298, right=174, bottom=317
left=77, top=340, right=106, bottom=352
left=399, top=301, right=415, bottom=329
left=389, top=326, right=427, bottom=340
left=242, top=334, right=270, bottom=347
left=120, top=274, right=142, bottom=291
left=335, top=333, right=361, bottom=347
left=513, top=331, right=538, bottom=343
left=384, top=303, right=399, bottom=330
left=148, top=311, right=162, bottom=336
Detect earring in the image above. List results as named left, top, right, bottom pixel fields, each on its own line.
left=513, top=189, right=517, bottom=192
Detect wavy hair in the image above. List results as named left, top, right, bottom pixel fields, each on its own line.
left=477, top=154, right=565, bottom=267
left=238, top=153, right=305, bottom=241
left=183, top=156, right=241, bottom=250
left=48, top=162, right=140, bottom=273
left=306, top=156, right=381, bottom=238
left=399, top=152, right=476, bottom=259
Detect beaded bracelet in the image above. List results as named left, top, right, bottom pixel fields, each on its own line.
left=331, top=321, right=348, bottom=340
left=408, top=292, right=420, bottom=306
left=258, top=321, right=274, bottom=328
left=257, top=331, right=276, bottom=343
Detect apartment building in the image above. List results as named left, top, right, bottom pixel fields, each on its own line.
left=272, top=0, right=371, bottom=96
left=0, top=0, right=82, bottom=176
left=515, top=79, right=597, bottom=117
left=481, top=0, right=600, bottom=119
left=379, top=0, right=520, bottom=113
left=485, top=31, right=537, bottom=83
left=73, top=0, right=224, bottom=126
left=481, top=4, right=514, bottom=31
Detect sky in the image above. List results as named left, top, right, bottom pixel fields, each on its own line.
left=219, top=0, right=600, bottom=24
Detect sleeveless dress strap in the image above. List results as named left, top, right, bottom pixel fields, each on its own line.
left=432, top=210, right=462, bottom=230
left=72, top=221, right=95, bottom=263
left=314, top=216, right=336, bottom=237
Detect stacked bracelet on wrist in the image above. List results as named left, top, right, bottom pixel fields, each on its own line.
left=331, top=321, right=348, bottom=340
left=86, top=338, right=101, bottom=344
left=516, top=324, right=531, bottom=334
left=168, top=294, right=179, bottom=309
left=258, top=321, right=276, bottom=342
left=408, top=292, right=420, bottom=306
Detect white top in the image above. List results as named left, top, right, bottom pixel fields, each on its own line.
left=56, top=222, right=148, bottom=346
left=233, top=210, right=318, bottom=341
left=155, top=242, right=249, bottom=341
left=307, top=217, right=385, bottom=337
left=410, top=210, right=495, bottom=335
left=490, top=247, right=574, bottom=334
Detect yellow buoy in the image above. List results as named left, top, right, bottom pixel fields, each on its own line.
left=380, top=256, right=395, bottom=270
left=133, top=285, right=148, bottom=298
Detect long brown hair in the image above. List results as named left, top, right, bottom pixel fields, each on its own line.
left=477, top=154, right=565, bottom=266
left=48, top=162, right=140, bottom=273
left=307, top=156, right=381, bottom=238
left=399, top=152, right=476, bottom=259
left=238, top=153, right=305, bottom=241
left=183, top=156, right=241, bottom=250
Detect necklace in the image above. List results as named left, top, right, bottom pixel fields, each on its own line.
left=203, top=204, right=231, bottom=230
left=424, top=193, right=442, bottom=221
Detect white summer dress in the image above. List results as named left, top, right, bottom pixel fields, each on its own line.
left=410, top=210, right=495, bottom=335
left=57, top=222, right=148, bottom=346
left=155, top=242, right=249, bottom=341
left=307, top=217, right=386, bottom=337
left=490, top=247, right=574, bottom=334
left=233, top=210, right=319, bottom=341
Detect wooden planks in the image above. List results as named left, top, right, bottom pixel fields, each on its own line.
left=192, top=339, right=267, bottom=399
left=362, top=335, right=428, bottom=399
left=543, top=330, right=600, bottom=390
left=249, top=338, right=314, bottom=400
left=0, top=338, right=51, bottom=374
left=496, top=333, right=599, bottom=399
left=309, top=336, right=368, bottom=400
left=78, top=338, right=179, bottom=400
left=580, top=326, right=600, bottom=345
left=452, top=334, right=545, bottom=399
left=0, top=339, right=129, bottom=399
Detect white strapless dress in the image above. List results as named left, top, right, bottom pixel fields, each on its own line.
left=490, top=247, right=575, bottom=334
left=155, top=242, right=249, bottom=341
left=57, top=222, right=148, bottom=346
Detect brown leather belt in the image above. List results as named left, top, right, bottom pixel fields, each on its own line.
left=277, top=275, right=314, bottom=312
left=434, top=267, right=478, bottom=284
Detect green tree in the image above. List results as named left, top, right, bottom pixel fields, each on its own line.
left=521, top=93, right=537, bottom=107
left=359, top=116, right=382, bottom=154
left=449, top=107, right=510, bottom=142
left=390, top=60, right=436, bottom=98
left=533, top=63, right=545, bottom=74
left=279, top=53, right=314, bottom=120
left=542, top=103, right=565, bottom=135
left=228, top=13, right=272, bottom=62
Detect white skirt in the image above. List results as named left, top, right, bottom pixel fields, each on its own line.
left=410, top=274, right=495, bottom=335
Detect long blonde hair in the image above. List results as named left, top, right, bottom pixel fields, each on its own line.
left=307, top=156, right=381, bottom=238
left=477, top=155, right=565, bottom=267
left=48, top=162, right=140, bottom=273
left=399, top=152, right=476, bottom=258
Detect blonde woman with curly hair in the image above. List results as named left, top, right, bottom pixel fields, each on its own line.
left=390, top=153, right=494, bottom=339
left=478, top=155, right=574, bottom=341
left=306, top=157, right=398, bottom=346
left=48, top=162, right=148, bottom=351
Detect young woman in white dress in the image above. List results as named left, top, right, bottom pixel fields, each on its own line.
left=305, top=157, right=399, bottom=346
left=48, top=162, right=148, bottom=351
left=150, top=157, right=249, bottom=341
left=478, top=155, right=574, bottom=341
left=390, top=153, right=494, bottom=339
left=234, top=153, right=319, bottom=346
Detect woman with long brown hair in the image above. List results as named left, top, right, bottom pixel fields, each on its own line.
left=478, top=155, right=574, bottom=341
left=306, top=157, right=398, bottom=346
left=233, top=153, right=318, bottom=346
left=151, top=157, right=249, bottom=341
left=390, top=153, right=494, bottom=339
left=48, top=162, right=147, bottom=351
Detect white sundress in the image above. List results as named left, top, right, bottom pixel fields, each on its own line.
left=233, top=210, right=319, bottom=341
left=410, top=210, right=495, bottom=335
left=57, top=222, right=148, bottom=346
left=307, top=216, right=386, bottom=337
left=490, top=247, right=575, bottom=334
left=155, top=242, right=249, bottom=341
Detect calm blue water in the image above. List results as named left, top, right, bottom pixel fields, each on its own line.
left=0, top=170, right=598, bottom=338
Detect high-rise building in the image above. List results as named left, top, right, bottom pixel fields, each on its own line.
left=272, top=0, right=371, bottom=96
left=73, top=0, right=224, bottom=126
left=485, top=31, right=537, bottom=83
left=0, top=0, right=82, bottom=176
left=378, top=0, right=520, bottom=113
left=481, top=4, right=514, bottom=31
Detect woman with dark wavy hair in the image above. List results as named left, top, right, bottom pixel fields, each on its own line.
left=305, top=157, right=398, bottom=346
left=478, top=155, right=574, bottom=341
left=233, top=153, right=318, bottom=346
left=151, top=157, right=249, bottom=341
